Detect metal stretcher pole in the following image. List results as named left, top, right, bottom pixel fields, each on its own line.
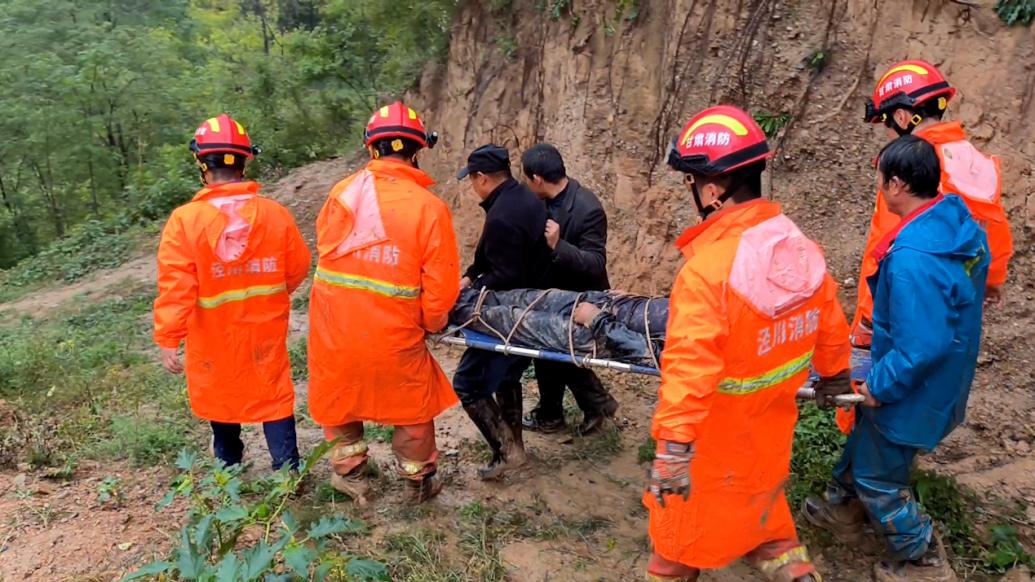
left=435, top=334, right=864, bottom=406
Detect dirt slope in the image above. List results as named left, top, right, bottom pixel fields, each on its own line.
left=408, top=0, right=1035, bottom=537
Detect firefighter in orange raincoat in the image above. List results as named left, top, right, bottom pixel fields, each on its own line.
left=845, top=59, right=1013, bottom=413
left=307, top=102, right=460, bottom=504
left=642, top=106, right=851, bottom=582
left=154, top=114, right=311, bottom=471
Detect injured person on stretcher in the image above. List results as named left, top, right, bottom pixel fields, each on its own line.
left=448, top=287, right=669, bottom=366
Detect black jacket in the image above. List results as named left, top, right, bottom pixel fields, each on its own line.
left=542, top=178, right=610, bottom=291
left=465, top=178, right=551, bottom=291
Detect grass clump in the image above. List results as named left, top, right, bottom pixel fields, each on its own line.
left=0, top=284, right=197, bottom=468
left=996, top=0, right=1035, bottom=26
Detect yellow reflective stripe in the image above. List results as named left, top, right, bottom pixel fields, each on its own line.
left=207, top=117, right=221, bottom=132
left=314, top=267, right=419, bottom=299
left=198, top=283, right=287, bottom=309
left=878, top=63, right=929, bottom=85
left=234, top=121, right=246, bottom=135
left=718, top=351, right=813, bottom=395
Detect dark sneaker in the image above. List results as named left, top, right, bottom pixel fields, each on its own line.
left=522, top=411, right=566, bottom=434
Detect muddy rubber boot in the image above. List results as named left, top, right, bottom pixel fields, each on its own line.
left=802, top=495, right=877, bottom=550
left=576, top=395, right=619, bottom=436
left=573, top=376, right=620, bottom=436
left=496, top=388, right=528, bottom=467
left=329, top=466, right=371, bottom=507
left=462, top=399, right=513, bottom=480
left=874, top=535, right=957, bottom=582
left=406, top=470, right=443, bottom=504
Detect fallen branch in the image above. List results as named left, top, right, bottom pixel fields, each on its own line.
left=811, top=74, right=863, bottom=125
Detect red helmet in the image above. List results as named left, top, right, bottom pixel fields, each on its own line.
left=364, top=101, right=438, bottom=149
left=667, top=105, right=770, bottom=176
left=189, top=114, right=258, bottom=160
left=865, top=60, right=956, bottom=124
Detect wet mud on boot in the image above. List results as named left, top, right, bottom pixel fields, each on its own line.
left=407, top=470, right=443, bottom=504
left=802, top=495, right=880, bottom=552
left=874, top=534, right=957, bottom=582
left=478, top=423, right=528, bottom=481
left=330, top=468, right=371, bottom=507
left=575, top=396, right=619, bottom=436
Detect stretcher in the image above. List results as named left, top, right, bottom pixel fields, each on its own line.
left=437, top=328, right=864, bottom=406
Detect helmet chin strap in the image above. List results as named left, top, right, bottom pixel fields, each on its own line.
left=888, top=112, right=923, bottom=136
left=691, top=182, right=733, bottom=219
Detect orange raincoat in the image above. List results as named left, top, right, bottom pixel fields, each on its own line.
left=307, top=159, right=460, bottom=427
left=153, top=181, right=311, bottom=423
left=644, top=200, right=851, bottom=569
left=851, top=121, right=1013, bottom=335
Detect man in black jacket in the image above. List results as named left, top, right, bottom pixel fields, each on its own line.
left=453, top=144, right=551, bottom=480
left=520, top=144, right=619, bottom=435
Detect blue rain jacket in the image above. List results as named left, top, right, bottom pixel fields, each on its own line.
left=863, top=195, right=989, bottom=450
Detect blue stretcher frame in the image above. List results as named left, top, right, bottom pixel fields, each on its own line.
left=436, top=328, right=864, bottom=406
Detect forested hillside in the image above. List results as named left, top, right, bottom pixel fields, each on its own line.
left=0, top=0, right=454, bottom=271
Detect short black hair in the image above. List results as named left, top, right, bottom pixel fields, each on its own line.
left=521, top=143, right=567, bottom=183
left=878, top=135, right=940, bottom=199
left=372, top=137, right=422, bottom=160
left=691, top=161, right=765, bottom=203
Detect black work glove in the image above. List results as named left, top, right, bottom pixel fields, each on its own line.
left=814, top=371, right=853, bottom=408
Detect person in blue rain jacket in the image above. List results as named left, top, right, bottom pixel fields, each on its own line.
left=804, top=135, right=988, bottom=582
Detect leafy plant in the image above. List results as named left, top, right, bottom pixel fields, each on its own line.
left=753, top=111, right=791, bottom=139
left=98, top=476, right=124, bottom=507
left=995, top=0, right=1035, bottom=26
left=983, top=524, right=1033, bottom=572
left=537, top=0, right=572, bottom=20
left=788, top=405, right=846, bottom=508
left=124, top=444, right=388, bottom=581
left=805, top=48, right=829, bottom=73
left=496, top=33, right=518, bottom=61
left=637, top=437, right=656, bottom=464
left=616, top=0, right=640, bottom=21
left=289, top=339, right=309, bottom=383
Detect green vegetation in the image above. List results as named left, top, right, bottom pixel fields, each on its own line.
left=788, top=405, right=846, bottom=508
left=792, top=406, right=1034, bottom=574
left=125, top=445, right=389, bottom=581
left=805, top=48, right=829, bottom=73
left=0, top=284, right=197, bottom=469
left=996, top=0, right=1035, bottom=26
left=0, top=0, right=457, bottom=278
left=913, top=470, right=1034, bottom=573
left=538, top=0, right=572, bottom=21
left=753, top=111, right=792, bottom=139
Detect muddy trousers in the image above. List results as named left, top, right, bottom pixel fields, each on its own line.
left=531, top=360, right=617, bottom=421
left=323, top=421, right=438, bottom=480
left=646, top=540, right=817, bottom=581
left=210, top=416, right=300, bottom=471
left=828, top=412, right=932, bottom=561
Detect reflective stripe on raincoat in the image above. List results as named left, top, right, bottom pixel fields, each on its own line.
left=644, top=199, right=851, bottom=569
left=153, top=181, right=311, bottom=423
left=851, top=122, right=1012, bottom=336
left=307, top=159, right=461, bottom=427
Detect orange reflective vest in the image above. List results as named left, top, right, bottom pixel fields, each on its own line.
left=153, top=181, right=311, bottom=423
left=644, top=200, right=851, bottom=569
left=307, top=159, right=461, bottom=427
left=851, top=122, right=1013, bottom=336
